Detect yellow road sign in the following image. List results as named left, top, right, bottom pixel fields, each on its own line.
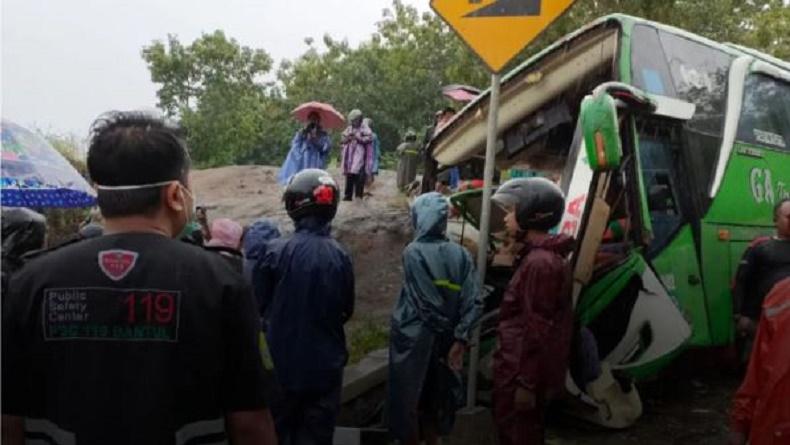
left=431, top=0, right=578, bottom=73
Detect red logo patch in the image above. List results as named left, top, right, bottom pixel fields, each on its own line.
left=98, top=250, right=139, bottom=281
left=314, top=185, right=335, bottom=205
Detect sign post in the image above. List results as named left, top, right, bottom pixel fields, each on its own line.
left=430, top=0, right=578, bottom=409
left=466, top=71, right=500, bottom=409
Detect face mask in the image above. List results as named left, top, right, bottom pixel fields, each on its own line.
left=176, top=184, right=198, bottom=238
left=177, top=184, right=196, bottom=219
left=95, top=180, right=196, bottom=239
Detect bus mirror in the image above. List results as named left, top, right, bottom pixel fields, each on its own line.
left=580, top=92, right=623, bottom=171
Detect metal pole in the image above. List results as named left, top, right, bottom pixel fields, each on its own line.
left=467, top=72, right=501, bottom=409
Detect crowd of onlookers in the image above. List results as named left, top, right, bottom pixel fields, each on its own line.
left=1, top=109, right=789, bottom=445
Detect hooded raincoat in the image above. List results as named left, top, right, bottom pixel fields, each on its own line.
left=341, top=124, right=374, bottom=176
left=243, top=219, right=281, bottom=308
left=255, top=216, right=354, bottom=391
left=493, top=234, right=574, bottom=445
left=278, top=128, right=332, bottom=185
left=388, top=192, right=483, bottom=441
left=730, top=278, right=790, bottom=445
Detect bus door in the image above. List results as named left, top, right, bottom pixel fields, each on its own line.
left=634, top=116, right=709, bottom=346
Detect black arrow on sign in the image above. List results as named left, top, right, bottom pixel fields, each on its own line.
left=465, top=0, right=541, bottom=17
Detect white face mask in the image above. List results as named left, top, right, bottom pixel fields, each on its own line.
left=95, top=180, right=196, bottom=235
left=178, top=184, right=197, bottom=221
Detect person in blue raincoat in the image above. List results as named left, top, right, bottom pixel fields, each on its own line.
left=364, top=118, right=381, bottom=182
left=388, top=192, right=483, bottom=445
left=278, top=112, right=332, bottom=185
left=255, top=169, right=354, bottom=445
left=242, top=218, right=281, bottom=313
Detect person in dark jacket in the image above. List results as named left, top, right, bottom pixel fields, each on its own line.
left=732, top=198, right=790, bottom=367
left=388, top=192, right=483, bottom=445
left=1, top=207, right=47, bottom=297
left=490, top=178, right=574, bottom=445
left=255, top=169, right=354, bottom=445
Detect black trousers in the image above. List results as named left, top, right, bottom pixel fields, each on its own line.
left=271, top=383, right=342, bottom=445
left=344, top=173, right=366, bottom=200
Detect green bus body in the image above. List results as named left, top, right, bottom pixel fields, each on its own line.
left=616, top=16, right=790, bottom=348
left=444, top=14, right=790, bottom=381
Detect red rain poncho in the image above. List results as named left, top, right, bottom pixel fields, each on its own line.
left=493, top=234, right=574, bottom=445
left=730, top=278, right=790, bottom=445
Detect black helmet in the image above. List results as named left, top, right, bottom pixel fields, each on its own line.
left=1, top=207, right=47, bottom=259
left=284, top=169, right=340, bottom=222
left=492, top=177, right=565, bottom=231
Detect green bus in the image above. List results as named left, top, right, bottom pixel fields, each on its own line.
left=432, top=14, right=790, bottom=427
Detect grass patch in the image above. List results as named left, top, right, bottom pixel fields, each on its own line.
left=348, top=318, right=390, bottom=364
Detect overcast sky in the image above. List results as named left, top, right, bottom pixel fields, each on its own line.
left=1, top=0, right=429, bottom=138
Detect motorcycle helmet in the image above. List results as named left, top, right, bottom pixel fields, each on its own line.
left=283, top=169, right=340, bottom=222
left=491, top=177, right=565, bottom=231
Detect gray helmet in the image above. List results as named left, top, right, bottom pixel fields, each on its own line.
left=492, top=177, right=565, bottom=231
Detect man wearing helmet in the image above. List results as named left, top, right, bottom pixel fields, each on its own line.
left=490, top=177, right=575, bottom=445
left=253, top=169, right=355, bottom=445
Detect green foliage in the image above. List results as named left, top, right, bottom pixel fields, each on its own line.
left=142, top=31, right=295, bottom=167
left=37, top=132, right=90, bottom=245
left=742, top=1, right=790, bottom=60
left=348, top=318, right=390, bottom=365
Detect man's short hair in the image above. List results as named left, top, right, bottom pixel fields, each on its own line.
left=775, top=198, right=790, bottom=220
left=88, top=111, right=190, bottom=218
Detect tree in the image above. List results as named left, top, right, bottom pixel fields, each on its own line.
left=35, top=130, right=90, bottom=245
left=142, top=31, right=293, bottom=167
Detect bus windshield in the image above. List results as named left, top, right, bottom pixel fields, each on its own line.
left=630, top=24, right=734, bottom=215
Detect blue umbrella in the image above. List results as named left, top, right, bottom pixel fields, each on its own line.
left=1, top=120, right=96, bottom=208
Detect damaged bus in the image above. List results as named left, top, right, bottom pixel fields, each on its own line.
left=431, top=14, right=790, bottom=428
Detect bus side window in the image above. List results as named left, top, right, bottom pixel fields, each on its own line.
left=736, top=74, right=790, bottom=151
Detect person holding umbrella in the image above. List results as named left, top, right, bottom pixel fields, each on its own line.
left=278, top=102, right=345, bottom=186
left=278, top=112, right=331, bottom=185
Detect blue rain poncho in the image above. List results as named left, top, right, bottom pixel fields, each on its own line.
left=277, top=128, right=331, bottom=185
left=372, top=132, right=381, bottom=175
left=388, top=192, right=483, bottom=440
left=243, top=218, right=281, bottom=310
left=254, top=216, right=354, bottom=392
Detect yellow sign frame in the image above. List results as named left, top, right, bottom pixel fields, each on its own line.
left=431, top=0, right=579, bottom=73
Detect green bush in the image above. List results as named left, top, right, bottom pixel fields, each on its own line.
left=348, top=318, right=390, bottom=364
